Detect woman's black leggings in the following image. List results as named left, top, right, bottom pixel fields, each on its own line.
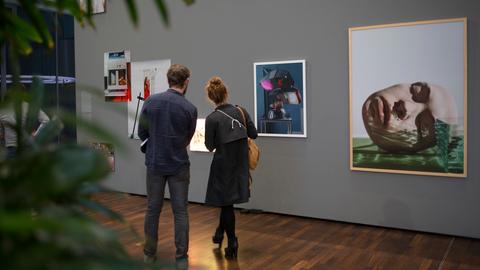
left=218, top=205, right=235, bottom=241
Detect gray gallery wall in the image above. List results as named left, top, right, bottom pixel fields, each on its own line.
left=75, top=0, right=480, bottom=238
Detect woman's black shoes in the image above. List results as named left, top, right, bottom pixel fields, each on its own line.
left=212, top=228, right=224, bottom=248
left=212, top=228, right=238, bottom=259
left=224, top=237, right=238, bottom=259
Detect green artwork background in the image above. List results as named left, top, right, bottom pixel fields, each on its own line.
left=352, top=135, right=464, bottom=174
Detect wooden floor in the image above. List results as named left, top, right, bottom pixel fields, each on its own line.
left=93, top=192, right=480, bottom=270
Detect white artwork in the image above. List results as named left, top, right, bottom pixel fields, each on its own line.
left=189, top=119, right=211, bottom=152
left=128, top=59, right=171, bottom=139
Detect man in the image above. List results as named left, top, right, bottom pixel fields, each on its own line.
left=138, top=64, right=197, bottom=263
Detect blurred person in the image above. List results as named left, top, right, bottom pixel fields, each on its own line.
left=0, top=85, right=50, bottom=159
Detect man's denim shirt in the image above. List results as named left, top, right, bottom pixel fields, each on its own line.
left=138, top=89, right=197, bottom=175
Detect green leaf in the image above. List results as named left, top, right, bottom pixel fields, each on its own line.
left=56, top=257, right=167, bottom=270
left=57, top=109, right=125, bottom=153
left=86, top=0, right=93, bottom=15
left=78, top=183, right=109, bottom=195
left=52, top=145, right=111, bottom=186
left=44, top=0, right=90, bottom=27
left=18, top=0, right=54, bottom=49
left=78, top=198, right=124, bottom=221
left=1, top=12, right=38, bottom=54
left=3, top=11, right=42, bottom=43
left=33, top=116, right=63, bottom=145
left=154, top=0, right=170, bottom=27
left=25, top=77, right=44, bottom=134
left=0, top=146, right=110, bottom=206
left=0, top=1, right=199, bottom=269
left=0, top=211, right=59, bottom=233
left=123, top=0, right=138, bottom=27
left=183, top=0, right=195, bottom=6
left=8, top=36, right=33, bottom=55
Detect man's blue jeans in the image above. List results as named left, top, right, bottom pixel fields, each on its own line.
left=144, top=167, right=190, bottom=259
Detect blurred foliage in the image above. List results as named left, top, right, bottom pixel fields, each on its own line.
left=0, top=0, right=194, bottom=269
left=0, top=0, right=195, bottom=55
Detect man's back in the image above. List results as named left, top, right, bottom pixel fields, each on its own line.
left=138, top=89, right=197, bottom=175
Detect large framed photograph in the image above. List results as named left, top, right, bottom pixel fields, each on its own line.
left=349, top=18, right=467, bottom=177
left=254, top=60, right=307, bottom=138
left=128, top=59, right=171, bottom=139
left=104, top=50, right=131, bottom=102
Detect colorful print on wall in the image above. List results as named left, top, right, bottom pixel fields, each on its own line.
left=189, top=118, right=211, bottom=152
left=349, top=18, right=467, bottom=177
left=79, top=0, right=106, bottom=14
left=254, top=60, right=307, bottom=138
left=104, top=50, right=131, bottom=102
left=88, top=142, right=115, bottom=172
left=128, top=59, right=171, bottom=139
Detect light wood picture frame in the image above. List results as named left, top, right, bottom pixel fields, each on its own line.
left=349, top=18, right=467, bottom=177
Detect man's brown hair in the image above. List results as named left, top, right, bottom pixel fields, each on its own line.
left=167, top=64, right=190, bottom=88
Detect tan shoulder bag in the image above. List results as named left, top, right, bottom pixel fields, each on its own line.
left=236, top=106, right=260, bottom=170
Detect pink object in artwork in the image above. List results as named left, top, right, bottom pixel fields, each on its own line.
left=260, top=79, right=274, bottom=91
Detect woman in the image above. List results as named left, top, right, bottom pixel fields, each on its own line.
left=204, top=77, right=258, bottom=259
